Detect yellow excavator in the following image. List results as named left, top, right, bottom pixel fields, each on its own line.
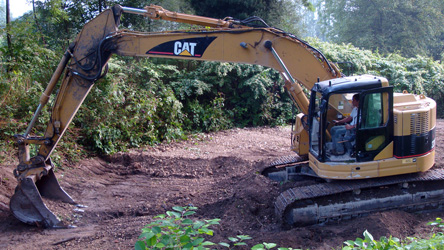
left=10, top=5, right=438, bottom=228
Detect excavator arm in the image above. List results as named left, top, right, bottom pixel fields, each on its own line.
left=10, top=5, right=340, bottom=227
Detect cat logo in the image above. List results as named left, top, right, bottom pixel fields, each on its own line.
left=146, top=37, right=217, bottom=58
left=174, top=42, right=197, bottom=56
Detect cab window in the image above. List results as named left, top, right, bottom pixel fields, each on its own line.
left=361, top=93, right=383, bottom=129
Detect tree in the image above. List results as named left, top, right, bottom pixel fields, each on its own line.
left=30, top=0, right=117, bottom=49
left=117, top=0, right=194, bottom=32
left=188, top=0, right=314, bottom=36
left=32, top=0, right=46, bottom=45
left=5, top=0, right=11, bottom=72
left=318, top=0, right=444, bottom=60
left=0, top=0, right=5, bottom=74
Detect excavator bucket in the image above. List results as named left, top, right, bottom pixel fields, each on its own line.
left=10, top=168, right=76, bottom=228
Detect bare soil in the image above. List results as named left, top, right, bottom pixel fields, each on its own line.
left=1, top=121, right=444, bottom=250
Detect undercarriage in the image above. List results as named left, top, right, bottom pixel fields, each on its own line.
left=263, top=155, right=444, bottom=227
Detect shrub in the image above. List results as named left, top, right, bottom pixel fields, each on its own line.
left=135, top=206, right=219, bottom=250
left=135, top=206, right=299, bottom=250
left=307, top=38, right=444, bottom=117
left=343, top=218, right=444, bottom=250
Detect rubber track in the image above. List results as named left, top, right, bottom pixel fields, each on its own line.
left=275, top=167, right=444, bottom=221
left=267, top=155, right=306, bottom=168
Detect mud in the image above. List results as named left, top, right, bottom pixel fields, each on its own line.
left=1, top=122, right=443, bottom=250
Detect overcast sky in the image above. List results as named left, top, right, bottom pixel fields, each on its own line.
left=10, top=0, right=33, bottom=18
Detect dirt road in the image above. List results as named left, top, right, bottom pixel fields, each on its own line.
left=1, top=122, right=443, bottom=249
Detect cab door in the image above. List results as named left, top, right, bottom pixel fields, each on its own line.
left=356, top=87, right=393, bottom=162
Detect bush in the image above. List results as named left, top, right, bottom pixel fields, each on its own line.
left=76, top=59, right=293, bottom=154
left=135, top=206, right=218, bottom=250
left=77, top=59, right=186, bottom=154
left=308, top=38, right=444, bottom=117
left=136, top=211, right=444, bottom=250
left=135, top=206, right=255, bottom=250
left=171, top=61, right=293, bottom=129
left=3, top=24, right=444, bottom=162
left=343, top=218, right=444, bottom=250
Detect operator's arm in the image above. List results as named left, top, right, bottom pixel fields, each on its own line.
left=345, top=123, right=355, bottom=130
left=333, top=116, right=352, bottom=125
left=335, top=107, right=358, bottom=129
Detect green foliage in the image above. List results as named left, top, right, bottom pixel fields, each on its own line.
left=135, top=206, right=220, bottom=250
left=219, top=235, right=253, bottom=249
left=136, top=206, right=299, bottom=250
left=172, top=61, right=293, bottom=129
left=2, top=0, right=444, bottom=163
left=117, top=0, right=194, bottom=32
left=427, top=218, right=444, bottom=229
left=188, top=0, right=311, bottom=36
left=78, top=58, right=186, bottom=154
left=342, top=219, right=444, bottom=250
left=0, top=15, right=59, bottom=79
left=343, top=230, right=402, bottom=250
left=183, top=95, right=232, bottom=133
left=0, top=13, right=59, bottom=158
left=76, top=58, right=292, bottom=154
left=307, top=38, right=444, bottom=117
left=250, top=242, right=300, bottom=250
left=1, top=0, right=294, bottom=160
left=318, top=0, right=444, bottom=60
left=136, top=211, right=444, bottom=250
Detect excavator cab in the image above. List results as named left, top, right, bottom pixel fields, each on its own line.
left=308, top=75, right=394, bottom=164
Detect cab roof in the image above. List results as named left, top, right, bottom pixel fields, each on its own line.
left=312, top=75, right=388, bottom=98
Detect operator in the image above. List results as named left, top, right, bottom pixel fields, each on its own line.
left=330, top=94, right=359, bottom=155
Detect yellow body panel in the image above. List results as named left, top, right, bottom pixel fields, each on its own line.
left=309, top=149, right=435, bottom=180
left=373, top=142, right=393, bottom=161
left=393, top=93, right=436, bottom=137
left=291, top=113, right=309, bottom=155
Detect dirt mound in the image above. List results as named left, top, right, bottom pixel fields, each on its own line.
left=0, top=124, right=443, bottom=249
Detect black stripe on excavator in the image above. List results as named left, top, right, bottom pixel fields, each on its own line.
left=146, top=37, right=217, bottom=58
left=393, top=127, right=435, bottom=158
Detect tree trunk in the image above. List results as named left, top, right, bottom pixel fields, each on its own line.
left=99, top=0, right=103, bottom=12
left=32, top=0, right=47, bottom=45
left=98, top=0, right=108, bottom=13
left=5, top=0, right=12, bottom=73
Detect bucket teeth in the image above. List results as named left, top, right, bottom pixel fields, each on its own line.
left=10, top=169, right=76, bottom=228
left=36, top=168, right=76, bottom=204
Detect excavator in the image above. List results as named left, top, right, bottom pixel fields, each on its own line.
left=10, top=5, right=439, bottom=228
